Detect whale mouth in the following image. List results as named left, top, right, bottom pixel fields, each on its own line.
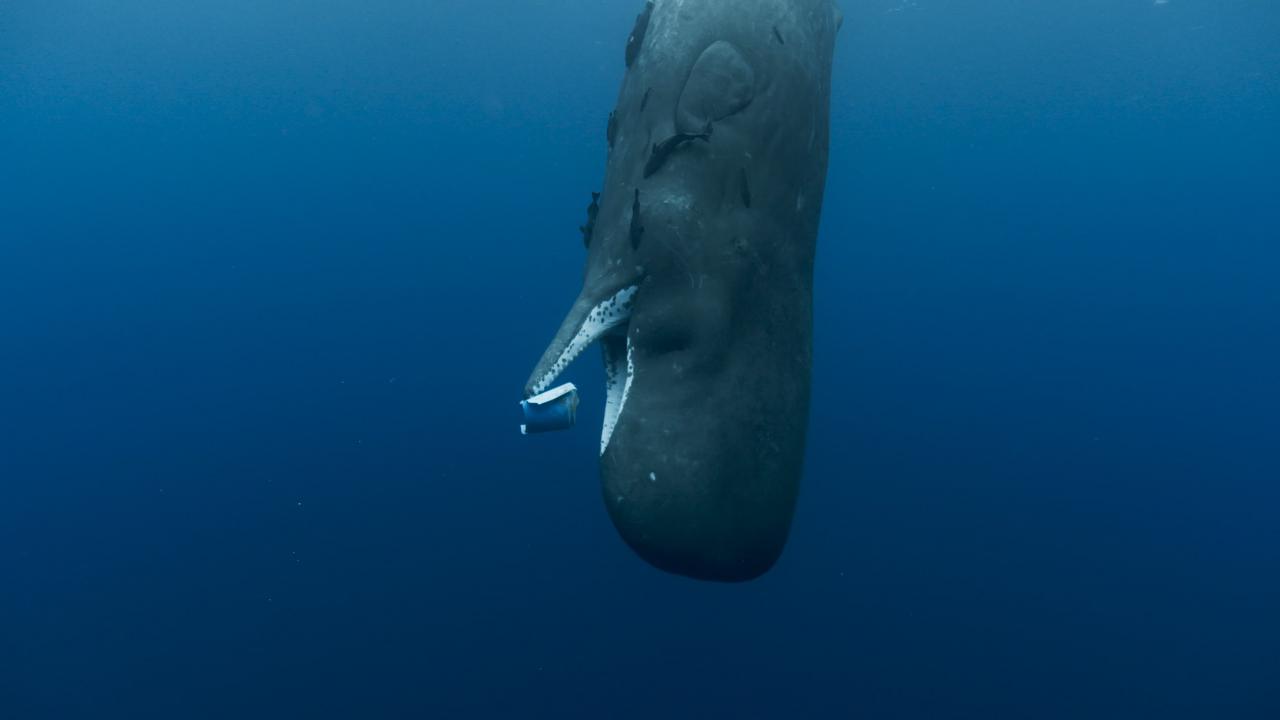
left=599, top=331, right=634, bottom=455
left=526, top=285, right=639, bottom=455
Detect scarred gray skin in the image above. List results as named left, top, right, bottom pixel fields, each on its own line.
left=525, top=0, right=841, bottom=582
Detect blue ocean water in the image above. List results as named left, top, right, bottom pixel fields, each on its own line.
left=2, top=0, right=1278, bottom=717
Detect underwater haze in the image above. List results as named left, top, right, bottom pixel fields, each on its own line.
left=3, top=0, right=1279, bottom=717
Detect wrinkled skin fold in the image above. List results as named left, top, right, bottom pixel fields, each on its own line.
left=525, top=0, right=841, bottom=582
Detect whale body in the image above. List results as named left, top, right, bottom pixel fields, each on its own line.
left=525, top=0, right=841, bottom=581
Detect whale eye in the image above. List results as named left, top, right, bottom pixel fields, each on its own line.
left=675, top=41, right=756, bottom=135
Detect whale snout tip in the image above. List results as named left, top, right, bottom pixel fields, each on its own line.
left=603, top=474, right=793, bottom=582
left=620, top=526, right=787, bottom=583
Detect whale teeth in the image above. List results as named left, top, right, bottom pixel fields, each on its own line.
left=530, top=285, right=638, bottom=396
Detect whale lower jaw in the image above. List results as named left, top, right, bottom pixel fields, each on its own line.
left=600, top=333, right=635, bottom=455
left=528, top=285, right=639, bottom=455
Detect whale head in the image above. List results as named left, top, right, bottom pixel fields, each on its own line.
left=525, top=0, right=841, bottom=581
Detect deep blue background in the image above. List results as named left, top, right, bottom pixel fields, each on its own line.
left=3, top=1, right=1278, bottom=717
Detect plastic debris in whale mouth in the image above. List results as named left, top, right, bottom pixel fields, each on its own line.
left=519, top=383, right=580, bottom=435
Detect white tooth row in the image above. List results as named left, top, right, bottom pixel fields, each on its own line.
left=600, top=336, right=635, bottom=456
left=531, top=285, right=638, bottom=396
